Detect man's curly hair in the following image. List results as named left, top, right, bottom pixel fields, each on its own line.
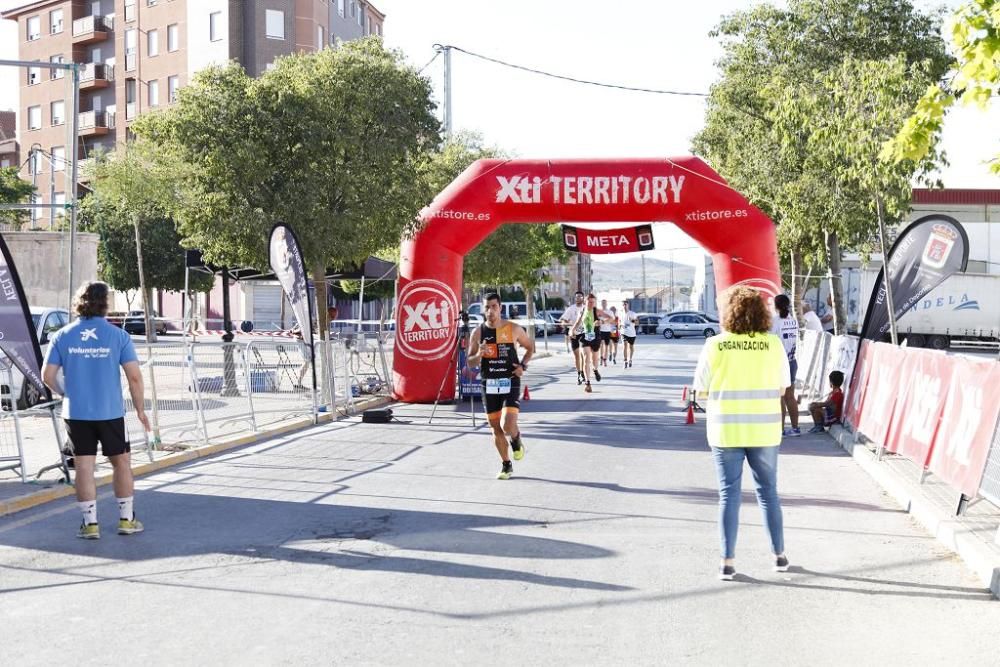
left=74, top=281, right=110, bottom=318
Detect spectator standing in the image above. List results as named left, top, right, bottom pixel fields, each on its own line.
left=772, top=295, right=801, bottom=437
left=801, top=302, right=824, bottom=332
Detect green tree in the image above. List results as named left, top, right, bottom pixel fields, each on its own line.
left=0, top=167, right=35, bottom=228
left=693, top=0, right=950, bottom=331
left=886, top=0, right=1000, bottom=173
left=137, top=38, right=440, bottom=337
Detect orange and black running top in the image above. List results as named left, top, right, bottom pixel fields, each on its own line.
left=479, top=323, right=519, bottom=380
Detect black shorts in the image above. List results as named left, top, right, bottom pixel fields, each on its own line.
left=578, top=334, right=601, bottom=351
left=570, top=333, right=582, bottom=350
left=600, top=331, right=612, bottom=343
left=481, top=379, right=521, bottom=417
left=64, top=418, right=131, bottom=457
left=623, top=335, right=636, bottom=345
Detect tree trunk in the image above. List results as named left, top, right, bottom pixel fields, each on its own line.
left=825, top=230, right=846, bottom=335
left=313, top=264, right=331, bottom=410
left=790, top=250, right=803, bottom=321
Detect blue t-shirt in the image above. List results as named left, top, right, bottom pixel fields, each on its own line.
left=44, top=317, right=138, bottom=420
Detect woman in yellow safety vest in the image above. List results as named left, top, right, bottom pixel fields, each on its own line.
left=693, top=285, right=791, bottom=581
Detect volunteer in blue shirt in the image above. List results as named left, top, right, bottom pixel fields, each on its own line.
left=42, top=281, right=149, bottom=540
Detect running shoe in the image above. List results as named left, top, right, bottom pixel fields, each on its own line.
left=117, top=517, right=144, bottom=535
left=774, top=555, right=790, bottom=572
left=584, top=382, right=593, bottom=393
left=613, top=356, right=617, bottom=365
left=782, top=427, right=801, bottom=437
left=511, top=437, right=525, bottom=461
left=594, top=368, right=602, bottom=382
left=577, top=371, right=584, bottom=385
left=497, top=461, right=513, bottom=480
left=718, top=564, right=736, bottom=581
left=808, top=425, right=825, bottom=434
left=77, top=523, right=100, bottom=540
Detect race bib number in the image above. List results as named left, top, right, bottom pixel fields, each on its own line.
left=485, top=378, right=512, bottom=394
left=584, top=332, right=596, bottom=342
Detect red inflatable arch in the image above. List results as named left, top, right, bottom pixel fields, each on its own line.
left=393, top=157, right=780, bottom=403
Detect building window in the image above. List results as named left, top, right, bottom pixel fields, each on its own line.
left=50, top=9, right=64, bottom=34
left=167, top=23, right=179, bottom=51
left=209, top=11, right=222, bottom=42
left=265, top=10, right=284, bottom=39
left=50, top=54, right=65, bottom=79
left=53, top=192, right=66, bottom=218
left=0, top=159, right=10, bottom=168
left=51, top=146, right=65, bottom=172
left=124, top=0, right=136, bottom=22
left=27, top=66, right=42, bottom=86
left=125, top=79, right=136, bottom=119
left=28, top=106, right=42, bottom=130
left=357, top=3, right=363, bottom=26
left=350, top=1, right=356, bottom=17
left=338, top=0, right=345, bottom=17
left=148, top=29, right=159, bottom=56
left=147, top=0, right=158, bottom=5
left=316, top=24, right=324, bottom=50
left=148, top=79, right=159, bottom=107
left=168, top=75, right=179, bottom=102
left=375, top=22, right=381, bottom=36
left=51, top=100, right=65, bottom=126
left=27, top=16, right=41, bottom=41
left=125, top=29, right=137, bottom=70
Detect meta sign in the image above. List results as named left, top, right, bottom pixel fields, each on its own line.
left=562, top=224, right=655, bottom=255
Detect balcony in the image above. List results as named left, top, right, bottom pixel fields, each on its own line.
left=78, top=111, right=111, bottom=137
left=72, top=15, right=112, bottom=45
left=79, top=63, right=112, bottom=90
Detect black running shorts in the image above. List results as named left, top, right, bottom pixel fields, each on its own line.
left=481, top=378, right=521, bottom=417
left=64, top=418, right=131, bottom=457
left=600, top=331, right=612, bottom=343
left=623, top=335, right=636, bottom=345
left=570, top=333, right=582, bottom=350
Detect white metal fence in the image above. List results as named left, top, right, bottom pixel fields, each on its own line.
left=0, top=333, right=395, bottom=484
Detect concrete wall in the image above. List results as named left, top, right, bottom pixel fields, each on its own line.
left=3, top=231, right=99, bottom=307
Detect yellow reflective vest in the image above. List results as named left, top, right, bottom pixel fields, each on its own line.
left=694, top=332, right=790, bottom=448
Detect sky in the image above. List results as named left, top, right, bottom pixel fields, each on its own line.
left=2, top=0, right=997, bottom=270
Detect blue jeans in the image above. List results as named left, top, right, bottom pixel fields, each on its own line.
left=711, top=446, right=784, bottom=559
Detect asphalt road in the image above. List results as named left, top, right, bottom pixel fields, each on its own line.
left=0, top=337, right=997, bottom=665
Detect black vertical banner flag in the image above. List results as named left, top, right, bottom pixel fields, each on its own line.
left=0, top=234, right=46, bottom=394
left=860, top=214, right=969, bottom=341
left=269, top=224, right=314, bottom=349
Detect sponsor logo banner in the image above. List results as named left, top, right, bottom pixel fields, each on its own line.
left=928, top=358, right=1000, bottom=497
left=561, top=224, right=655, bottom=254
left=861, top=214, right=969, bottom=340
left=397, top=279, right=458, bottom=361
left=0, top=235, right=46, bottom=395
left=855, top=343, right=906, bottom=446
left=843, top=340, right=874, bottom=430
left=497, top=175, right=685, bottom=206
left=884, top=349, right=951, bottom=465
left=269, top=224, right=314, bottom=350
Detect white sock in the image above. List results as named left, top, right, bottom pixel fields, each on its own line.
left=78, top=501, right=97, bottom=525
left=116, top=496, right=134, bottom=521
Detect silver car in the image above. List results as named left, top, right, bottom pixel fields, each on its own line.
left=657, top=313, right=719, bottom=339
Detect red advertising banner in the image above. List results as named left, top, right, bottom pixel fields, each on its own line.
left=561, top=224, right=655, bottom=254
left=854, top=343, right=905, bottom=446
left=927, top=358, right=1000, bottom=497
left=885, top=350, right=952, bottom=465
left=843, top=340, right=874, bottom=429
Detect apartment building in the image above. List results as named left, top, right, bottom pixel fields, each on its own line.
left=2, top=0, right=386, bottom=229
left=0, top=110, right=18, bottom=168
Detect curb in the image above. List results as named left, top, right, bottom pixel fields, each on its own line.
left=0, top=396, right=393, bottom=519
left=829, top=424, right=1000, bottom=599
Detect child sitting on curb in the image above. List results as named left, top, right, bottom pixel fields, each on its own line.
left=808, top=371, right=845, bottom=434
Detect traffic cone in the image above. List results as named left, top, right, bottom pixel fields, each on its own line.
left=522, top=385, right=531, bottom=400
left=682, top=386, right=688, bottom=402
left=685, top=402, right=696, bottom=425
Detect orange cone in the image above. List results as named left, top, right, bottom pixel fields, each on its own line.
left=522, top=385, right=531, bottom=400
left=685, top=402, right=696, bottom=425
left=682, top=386, right=688, bottom=402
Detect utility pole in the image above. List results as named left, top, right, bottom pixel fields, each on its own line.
left=441, top=45, right=452, bottom=138
left=641, top=254, right=647, bottom=310
left=669, top=250, right=675, bottom=311
left=68, top=62, right=80, bottom=318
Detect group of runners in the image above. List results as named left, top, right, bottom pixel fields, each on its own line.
left=558, top=291, right=639, bottom=392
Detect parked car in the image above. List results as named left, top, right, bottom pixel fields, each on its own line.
left=108, top=310, right=168, bottom=336
left=635, top=314, right=661, bottom=335
left=658, top=310, right=719, bottom=322
left=465, top=301, right=553, bottom=336
left=2, top=307, right=70, bottom=410
left=657, top=313, right=719, bottom=339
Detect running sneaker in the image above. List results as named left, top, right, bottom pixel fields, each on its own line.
left=808, top=425, right=825, bottom=434
left=782, top=427, right=801, bottom=437
left=718, top=564, right=736, bottom=581
left=497, top=461, right=513, bottom=480
left=594, top=368, right=602, bottom=382
left=774, top=555, right=790, bottom=572
left=511, top=437, right=525, bottom=461
left=613, top=356, right=617, bottom=365
left=577, top=371, right=584, bottom=385
left=117, top=517, right=144, bottom=535
left=584, top=382, right=593, bottom=393
left=77, top=523, right=100, bottom=540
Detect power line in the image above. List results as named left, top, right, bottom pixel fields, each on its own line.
left=417, top=51, right=440, bottom=75
left=441, top=45, right=708, bottom=98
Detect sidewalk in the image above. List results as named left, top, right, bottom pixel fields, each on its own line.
left=830, top=424, right=1000, bottom=596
